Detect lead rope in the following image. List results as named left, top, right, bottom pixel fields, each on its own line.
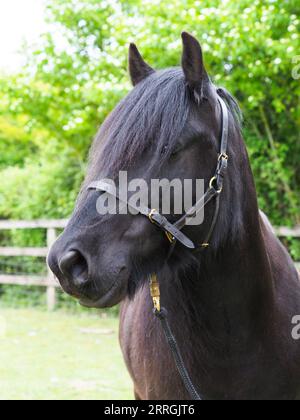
left=149, top=274, right=203, bottom=400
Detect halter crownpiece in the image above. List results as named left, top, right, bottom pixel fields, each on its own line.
left=87, top=95, right=229, bottom=251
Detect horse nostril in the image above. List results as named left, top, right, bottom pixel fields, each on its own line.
left=59, top=250, right=89, bottom=288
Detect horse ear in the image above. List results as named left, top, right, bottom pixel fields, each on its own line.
left=181, top=32, right=208, bottom=101
left=128, top=43, right=154, bottom=86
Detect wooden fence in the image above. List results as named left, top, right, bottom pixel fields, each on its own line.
left=0, top=219, right=299, bottom=310
left=0, top=220, right=68, bottom=310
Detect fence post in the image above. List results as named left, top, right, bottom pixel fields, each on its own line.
left=47, top=228, right=57, bottom=311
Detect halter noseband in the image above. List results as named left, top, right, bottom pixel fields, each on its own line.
left=87, top=95, right=229, bottom=250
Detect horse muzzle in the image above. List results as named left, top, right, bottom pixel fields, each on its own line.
left=47, top=245, right=129, bottom=307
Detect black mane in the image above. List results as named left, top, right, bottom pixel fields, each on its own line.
left=87, top=69, right=242, bottom=183
left=216, top=86, right=243, bottom=128
left=88, top=68, right=189, bottom=179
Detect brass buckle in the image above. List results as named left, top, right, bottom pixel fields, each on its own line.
left=218, top=153, right=228, bottom=161
left=149, top=273, right=160, bottom=312
left=165, top=231, right=176, bottom=244
left=209, top=176, right=223, bottom=193
left=148, top=209, right=157, bottom=224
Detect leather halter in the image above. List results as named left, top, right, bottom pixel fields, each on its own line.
left=88, top=95, right=229, bottom=251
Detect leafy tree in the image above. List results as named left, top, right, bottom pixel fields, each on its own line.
left=0, top=0, right=299, bottom=240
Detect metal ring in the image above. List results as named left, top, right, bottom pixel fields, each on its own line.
left=209, top=176, right=223, bottom=193
left=209, top=176, right=217, bottom=189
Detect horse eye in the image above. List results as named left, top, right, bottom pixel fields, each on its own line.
left=161, top=145, right=182, bottom=157
left=171, top=147, right=182, bottom=158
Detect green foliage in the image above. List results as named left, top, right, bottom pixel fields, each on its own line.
left=0, top=284, right=119, bottom=316
left=0, top=0, right=299, bottom=299
left=0, top=152, right=83, bottom=220
left=0, top=285, right=47, bottom=308
left=0, top=0, right=299, bottom=224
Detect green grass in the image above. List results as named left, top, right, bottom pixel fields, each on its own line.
left=0, top=308, right=133, bottom=400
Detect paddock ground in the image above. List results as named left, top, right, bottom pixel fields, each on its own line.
left=0, top=308, right=132, bottom=400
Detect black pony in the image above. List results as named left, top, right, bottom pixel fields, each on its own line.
left=48, top=32, right=300, bottom=400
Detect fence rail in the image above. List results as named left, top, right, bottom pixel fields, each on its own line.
left=274, top=226, right=300, bottom=238
left=0, top=219, right=299, bottom=310
left=0, top=219, right=68, bottom=230
left=0, top=275, right=58, bottom=287
left=0, top=247, right=48, bottom=257
left=0, top=220, right=67, bottom=310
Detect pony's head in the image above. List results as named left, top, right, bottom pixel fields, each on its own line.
left=48, top=32, right=244, bottom=308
